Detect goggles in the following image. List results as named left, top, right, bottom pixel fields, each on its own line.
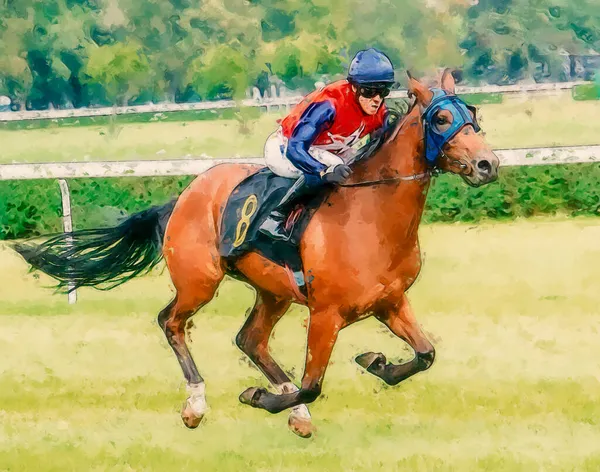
left=357, top=84, right=391, bottom=99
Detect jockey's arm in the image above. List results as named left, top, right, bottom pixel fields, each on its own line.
left=286, top=101, right=336, bottom=183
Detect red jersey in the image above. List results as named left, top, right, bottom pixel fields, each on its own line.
left=280, top=80, right=387, bottom=158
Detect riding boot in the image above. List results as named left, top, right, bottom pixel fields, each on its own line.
left=259, top=177, right=314, bottom=241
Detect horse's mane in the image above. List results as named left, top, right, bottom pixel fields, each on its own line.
left=353, top=99, right=416, bottom=164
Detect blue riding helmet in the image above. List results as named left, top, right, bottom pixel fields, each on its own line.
left=348, top=48, right=395, bottom=85
left=422, top=88, right=480, bottom=165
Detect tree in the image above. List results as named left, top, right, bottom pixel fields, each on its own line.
left=460, top=0, right=600, bottom=84
left=186, top=44, right=252, bottom=100
left=84, top=42, right=150, bottom=105
left=3, top=0, right=599, bottom=109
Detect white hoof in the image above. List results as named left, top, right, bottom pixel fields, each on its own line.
left=288, top=404, right=314, bottom=438
left=181, top=382, right=208, bottom=429
left=277, top=382, right=314, bottom=438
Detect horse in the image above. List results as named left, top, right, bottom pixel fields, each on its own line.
left=14, top=70, right=499, bottom=439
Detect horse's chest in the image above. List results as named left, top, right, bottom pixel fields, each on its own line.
left=376, top=253, right=422, bottom=296
left=309, top=243, right=422, bottom=315
left=349, top=239, right=422, bottom=281
left=304, top=204, right=423, bottom=308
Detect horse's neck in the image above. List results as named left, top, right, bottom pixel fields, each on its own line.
left=354, top=107, right=430, bottom=240
left=380, top=107, right=427, bottom=177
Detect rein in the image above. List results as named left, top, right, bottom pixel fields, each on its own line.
left=339, top=171, right=430, bottom=188
left=338, top=103, right=431, bottom=188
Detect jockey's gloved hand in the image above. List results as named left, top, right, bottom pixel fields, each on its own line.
left=322, top=164, right=352, bottom=184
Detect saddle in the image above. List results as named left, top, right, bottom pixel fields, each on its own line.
left=218, top=167, right=328, bottom=296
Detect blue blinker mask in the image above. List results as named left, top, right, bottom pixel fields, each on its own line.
left=422, top=88, right=480, bottom=166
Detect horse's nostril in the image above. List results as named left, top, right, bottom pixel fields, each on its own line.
left=478, top=160, right=492, bottom=173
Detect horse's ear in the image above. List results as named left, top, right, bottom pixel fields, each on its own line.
left=406, top=71, right=433, bottom=106
left=441, top=68, right=456, bottom=94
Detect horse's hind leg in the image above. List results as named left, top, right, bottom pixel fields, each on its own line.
left=355, top=294, right=435, bottom=385
left=158, top=257, right=224, bottom=428
left=158, top=180, right=230, bottom=428
left=235, top=290, right=314, bottom=438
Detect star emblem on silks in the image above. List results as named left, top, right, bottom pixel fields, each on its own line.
left=317, top=123, right=366, bottom=157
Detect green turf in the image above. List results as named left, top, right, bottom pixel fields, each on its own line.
left=0, top=91, right=599, bottom=164
left=0, top=217, right=599, bottom=470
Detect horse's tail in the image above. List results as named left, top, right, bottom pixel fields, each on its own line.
left=13, top=200, right=176, bottom=293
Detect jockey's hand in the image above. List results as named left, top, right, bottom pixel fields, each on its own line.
left=323, top=164, right=352, bottom=184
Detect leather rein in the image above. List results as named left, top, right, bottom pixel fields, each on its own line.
left=338, top=105, right=432, bottom=188
left=338, top=171, right=431, bottom=188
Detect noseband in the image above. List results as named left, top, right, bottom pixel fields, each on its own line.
left=438, top=148, right=470, bottom=174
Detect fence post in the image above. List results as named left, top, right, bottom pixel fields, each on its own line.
left=58, top=179, right=77, bottom=304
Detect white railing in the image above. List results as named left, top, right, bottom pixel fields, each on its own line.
left=0, top=81, right=590, bottom=122
left=2, top=143, right=599, bottom=304
left=1, top=145, right=598, bottom=181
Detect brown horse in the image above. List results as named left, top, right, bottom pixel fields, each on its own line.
left=15, top=70, right=499, bottom=438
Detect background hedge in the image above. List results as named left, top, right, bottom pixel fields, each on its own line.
left=572, top=84, right=600, bottom=101
left=1, top=163, right=598, bottom=241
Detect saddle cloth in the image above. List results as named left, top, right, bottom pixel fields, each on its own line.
left=219, top=167, right=328, bottom=295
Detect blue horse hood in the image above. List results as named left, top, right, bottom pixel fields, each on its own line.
left=422, top=88, right=480, bottom=165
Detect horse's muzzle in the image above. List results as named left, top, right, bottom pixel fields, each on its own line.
left=463, top=151, right=500, bottom=187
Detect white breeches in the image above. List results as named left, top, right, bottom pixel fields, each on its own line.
left=263, top=127, right=344, bottom=178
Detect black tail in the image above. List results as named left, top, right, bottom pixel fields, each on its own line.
left=13, top=201, right=176, bottom=293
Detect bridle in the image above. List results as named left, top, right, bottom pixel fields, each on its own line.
left=339, top=172, right=430, bottom=188
left=339, top=89, right=478, bottom=188
left=437, top=148, right=471, bottom=174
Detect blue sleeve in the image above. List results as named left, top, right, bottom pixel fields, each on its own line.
left=286, top=101, right=336, bottom=177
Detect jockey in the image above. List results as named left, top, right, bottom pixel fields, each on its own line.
left=259, top=47, right=395, bottom=241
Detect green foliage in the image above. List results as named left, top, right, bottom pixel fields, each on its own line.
left=186, top=45, right=252, bottom=100
left=66, top=176, right=194, bottom=229
left=84, top=42, right=151, bottom=105
left=460, top=0, right=600, bottom=84
left=424, top=163, right=600, bottom=223
left=0, top=176, right=193, bottom=240
left=0, top=180, right=63, bottom=240
left=2, top=0, right=597, bottom=108
left=459, top=92, right=503, bottom=105
left=0, top=0, right=466, bottom=109
left=2, top=165, right=599, bottom=241
left=1, top=0, right=599, bottom=109
left=572, top=84, right=600, bottom=100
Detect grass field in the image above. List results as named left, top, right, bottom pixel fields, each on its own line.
left=0, top=217, right=599, bottom=470
left=1, top=92, right=599, bottom=164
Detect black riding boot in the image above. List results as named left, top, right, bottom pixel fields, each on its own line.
left=259, top=178, right=314, bottom=241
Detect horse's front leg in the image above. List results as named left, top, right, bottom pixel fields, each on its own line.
left=235, top=289, right=314, bottom=438
left=240, top=307, right=344, bottom=414
left=355, top=294, right=435, bottom=385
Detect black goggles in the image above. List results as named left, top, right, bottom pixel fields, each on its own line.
left=357, top=85, right=391, bottom=99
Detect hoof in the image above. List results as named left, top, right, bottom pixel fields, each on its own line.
left=239, top=387, right=266, bottom=408
left=288, top=412, right=315, bottom=439
left=355, top=351, right=386, bottom=373
left=181, top=402, right=204, bottom=429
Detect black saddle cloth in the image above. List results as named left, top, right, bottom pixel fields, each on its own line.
left=219, top=167, right=328, bottom=290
